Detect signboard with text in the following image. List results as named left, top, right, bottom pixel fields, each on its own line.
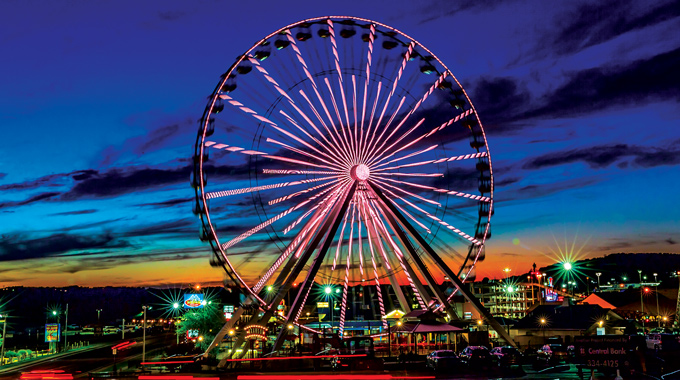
left=574, top=335, right=629, bottom=369
left=184, top=294, right=204, bottom=309
left=45, top=323, right=61, bottom=342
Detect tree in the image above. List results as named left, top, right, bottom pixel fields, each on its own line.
left=176, top=305, right=225, bottom=352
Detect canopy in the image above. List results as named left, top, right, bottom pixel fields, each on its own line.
left=390, top=322, right=463, bottom=334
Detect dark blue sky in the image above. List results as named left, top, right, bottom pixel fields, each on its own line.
left=1, top=0, right=679, bottom=287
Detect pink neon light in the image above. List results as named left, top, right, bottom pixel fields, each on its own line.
left=206, top=176, right=337, bottom=200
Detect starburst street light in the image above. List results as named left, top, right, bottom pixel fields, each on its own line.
left=173, top=303, right=179, bottom=309
left=563, top=262, right=572, bottom=271
left=324, top=286, right=332, bottom=295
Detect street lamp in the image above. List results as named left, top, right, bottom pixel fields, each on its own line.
left=638, top=270, right=644, bottom=327
left=96, top=309, right=102, bottom=324
left=596, top=273, right=601, bottom=290
left=503, top=268, right=511, bottom=281
left=563, top=262, right=572, bottom=271
left=654, top=273, right=660, bottom=327
left=540, top=318, right=547, bottom=341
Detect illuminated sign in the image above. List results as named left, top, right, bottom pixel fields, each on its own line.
left=545, top=277, right=558, bottom=302
left=317, top=302, right=329, bottom=308
left=45, top=324, right=61, bottom=342
left=186, top=329, right=199, bottom=339
left=184, top=294, right=204, bottom=309
left=224, top=305, right=234, bottom=320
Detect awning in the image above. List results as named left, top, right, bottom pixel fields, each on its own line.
left=390, top=322, right=463, bottom=334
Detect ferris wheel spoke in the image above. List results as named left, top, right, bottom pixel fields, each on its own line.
left=253, top=181, right=349, bottom=292
left=370, top=177, right=441, bottom=207
left=245, top=56, right=350, bottom=167
left=389, top=41, right=416, bottom=98
left=357, top=193, right=388, bottom=327
left=358, top=25, right=376, bottom=164
left=268, top=179, right=340, bottom=206
left=373, top=175, right=491, bottom=202
left=327, top=19, right=343, bottom=83
left=247, top=57, right=296, bottom=104
left=283, top=30, right=345, bottom=147
left=263, top=169, right=339, bottom=175
left=359, top=81, right=382, bottom=164
left=371, top=145, right=438, bottom=170
left=277, top=108, right=351, bottom=170
left=365, top=72, right=448, bottom=164
left=366, top=199, right=428, bottom=309
left=371, top=179, right=480, bottom=246
left=205, top=175, right=339, bottom=200
left=352, top=75, right=360, bottom=163
left=365, top=117, right=426, bottom=167
left=297, top=89, right=353, bottom=165
left=374, top=151, right=489, bottom=173
left=373, top=172, right=443, bottom=178
left=322, top=77, right=354, bottom=159
left=204, top=141, right=267, bottom=156
left=265, top=137, right=346, bottom=171
left=282, top=180, right=349, bottom=235
left=373, top=109, right=477, bottom=168
left=363, top=96, right=406, bottom=163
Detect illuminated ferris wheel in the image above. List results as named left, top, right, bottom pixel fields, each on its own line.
left=192, top=16, right=510, bottom=357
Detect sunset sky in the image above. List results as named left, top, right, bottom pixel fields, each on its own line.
left=1, top=0, right=679, bottom=287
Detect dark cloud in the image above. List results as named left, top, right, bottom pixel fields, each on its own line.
left=0, top=173, right=6, bottom=180
left=495, top=177, right=520, bottom=187
left=137, top=197, right=191, bottom=208
left=0, top=233, right=131, bottom=262
left=416, top=0, right=508, bottom=24
left=523, top=144, right=680, bottom=170
left=522, top=47, right=680, bottom=119
left=0, top=192, right=61, bottom=209
left=471, top=77, right=530, bottom=124
left=134, top=124, right=182, bottom=155
left=121, top=219, right=195, bottom=238
left=666, top=238, right=677, bottom=245
left=543, top=0, right=680, bottom=57
left=49, top=209, right=98, bottom=216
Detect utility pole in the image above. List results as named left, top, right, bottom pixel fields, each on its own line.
left=64, top=304, right=69, bottom=352
left=142, top=306, right=147, bottom=363
left=122, top=319, right=125, bottom=340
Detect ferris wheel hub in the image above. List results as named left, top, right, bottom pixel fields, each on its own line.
left=350, top=164, right=370, bottom=181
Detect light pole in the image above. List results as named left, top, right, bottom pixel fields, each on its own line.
left=596, top=273, right=601, bottom=291
left=173, top=302, right=180, bottom=344
left=540, top=318, right=546, bottom=342
left=0, top=313, right=7, bottom=366
left=638, top=270, right=644, bottom=328
left=142, top=306, right=148, bottom=363
left=96, top=309, right=102, bottom=324
left=324, top=286, right=335, bottom=335
left=654, top=273, right=660, bottom=327
left=63, top=304, right=69, bottom=352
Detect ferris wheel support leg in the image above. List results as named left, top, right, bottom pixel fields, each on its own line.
left=367, top=182, right=516, bottom=347
left=271, top=182, right=358, bottom=353
left=204, top=304, right=248, bottom=360
left=377, top=203, right=461, bottom=321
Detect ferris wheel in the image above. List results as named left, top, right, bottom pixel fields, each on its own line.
left=192, top=16, right=510, bottom=358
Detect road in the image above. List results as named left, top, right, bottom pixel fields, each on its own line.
left=0, top=332, right=176, bottom=379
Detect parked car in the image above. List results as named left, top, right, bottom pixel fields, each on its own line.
left=490, top=346, right=523, bottom=367
left=536, top=344, right=571, bottom=364
left=646, top=333, right=680, bottom=351
left=459, top=346, right=491, bottom=368
left=426, top=350, right=460, bottom=371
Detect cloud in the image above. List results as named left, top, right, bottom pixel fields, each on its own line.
left=137, top=197, right=191, bottom=208
left=471, top=77, right=531, bottom=124
left=521, top=47, right=680, bottom=120
left=49, top=209, right=98, bottom=216
left=541, top=0, right=680, bottom=57
left=0, top=232, right=131, bottom=262
left=522, top=143, right=680, bottom=170
left=0, top=192, right=61, bottom=209
left=666, top=238, right=677, bottom=245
